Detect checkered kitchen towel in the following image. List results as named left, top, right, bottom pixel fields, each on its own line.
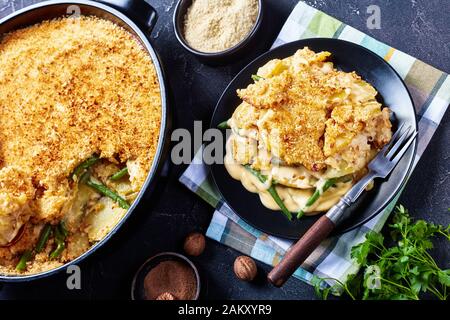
left=180, top=1, right=450, bottom=288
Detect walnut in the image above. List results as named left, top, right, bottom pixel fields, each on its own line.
left=233, top=256, right=257, bottom=281
left=183, top=232, right=205, bottom=256
left=156, top=292, right=176, bottom=300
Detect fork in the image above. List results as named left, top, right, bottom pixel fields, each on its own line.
left=267, top=124, right=417, bottom=287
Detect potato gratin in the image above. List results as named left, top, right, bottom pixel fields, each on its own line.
left=0, top=17, right=161, bottom=275
left=224, top=48, right=392, bottom=220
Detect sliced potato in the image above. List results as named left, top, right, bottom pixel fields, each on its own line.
left=63, top=184, right=97, bottom=233
left=84, top=197, right=126, bottom=242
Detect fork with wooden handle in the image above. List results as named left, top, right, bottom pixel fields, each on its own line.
left=267, top=124, right=417, bottom=287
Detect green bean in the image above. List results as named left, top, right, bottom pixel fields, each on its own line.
left=86, top=180, right=130, bottom=209
left=59, top=221, right=69, bottom=238
left=244, top=165, right=292, bottom=221
left=49, top=242, right=65, bottom=260
left=267, top=186, right=293, bottom=221
left=243, top=165, right=266, bottom=182
left=297, top=178, right=337, bottom=219
left=110, top=167, right=129, bottom=181
left=35, top=224, right=52, bottom=253
left=72, top=155, right=100, bottom=179
left=305, top=190, right=321, bottom=207
left=79, top=171, right=90, bottom=184
left=49, top=223, right=67, bottom=260
left=251, top=74, right=264, bottom=81
left=297, top=210, right=305, bottom=219
left=16, top=250, right=32, bottom=271
left=217, top=120, right=230, bottom=130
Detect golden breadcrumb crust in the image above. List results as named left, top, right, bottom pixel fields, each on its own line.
left=0, top=17, right=161, bottom=224
left=235, top=47, right=391, bottom=171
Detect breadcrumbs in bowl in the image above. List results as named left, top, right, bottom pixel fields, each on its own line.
left=173, top=0, right=264, bottom=64
left=182, top=0, right=260, bottom=53
left=0, top=16, right=161, bottom=275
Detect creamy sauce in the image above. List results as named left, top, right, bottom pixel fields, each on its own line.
left=224, top=143, right=353, bottom=215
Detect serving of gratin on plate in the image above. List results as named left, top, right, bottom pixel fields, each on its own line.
left=0, top=16, right=161, bottom=275
left=222, top=47, right=392, bottom=220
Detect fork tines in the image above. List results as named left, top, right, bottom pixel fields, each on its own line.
left=384, top=124, right=417, bottom=162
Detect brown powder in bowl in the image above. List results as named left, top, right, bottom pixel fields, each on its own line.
left=144, top=260, right=197, bottom=300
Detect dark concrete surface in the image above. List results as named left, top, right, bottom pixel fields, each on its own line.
left=0, top=0, right=448, bottom=299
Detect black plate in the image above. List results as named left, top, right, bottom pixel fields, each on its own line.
left=210, top=38, right=417, bottom=239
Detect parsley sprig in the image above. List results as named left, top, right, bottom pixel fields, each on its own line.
left=313, top=205, right=450, bottom=300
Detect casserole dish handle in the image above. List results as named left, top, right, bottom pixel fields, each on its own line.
left=97, top=0, right=158, bottom=33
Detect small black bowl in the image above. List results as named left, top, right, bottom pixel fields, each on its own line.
left=131, top=252, right=201, bottom=300
left=173, top=0, right=265, bottom=65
